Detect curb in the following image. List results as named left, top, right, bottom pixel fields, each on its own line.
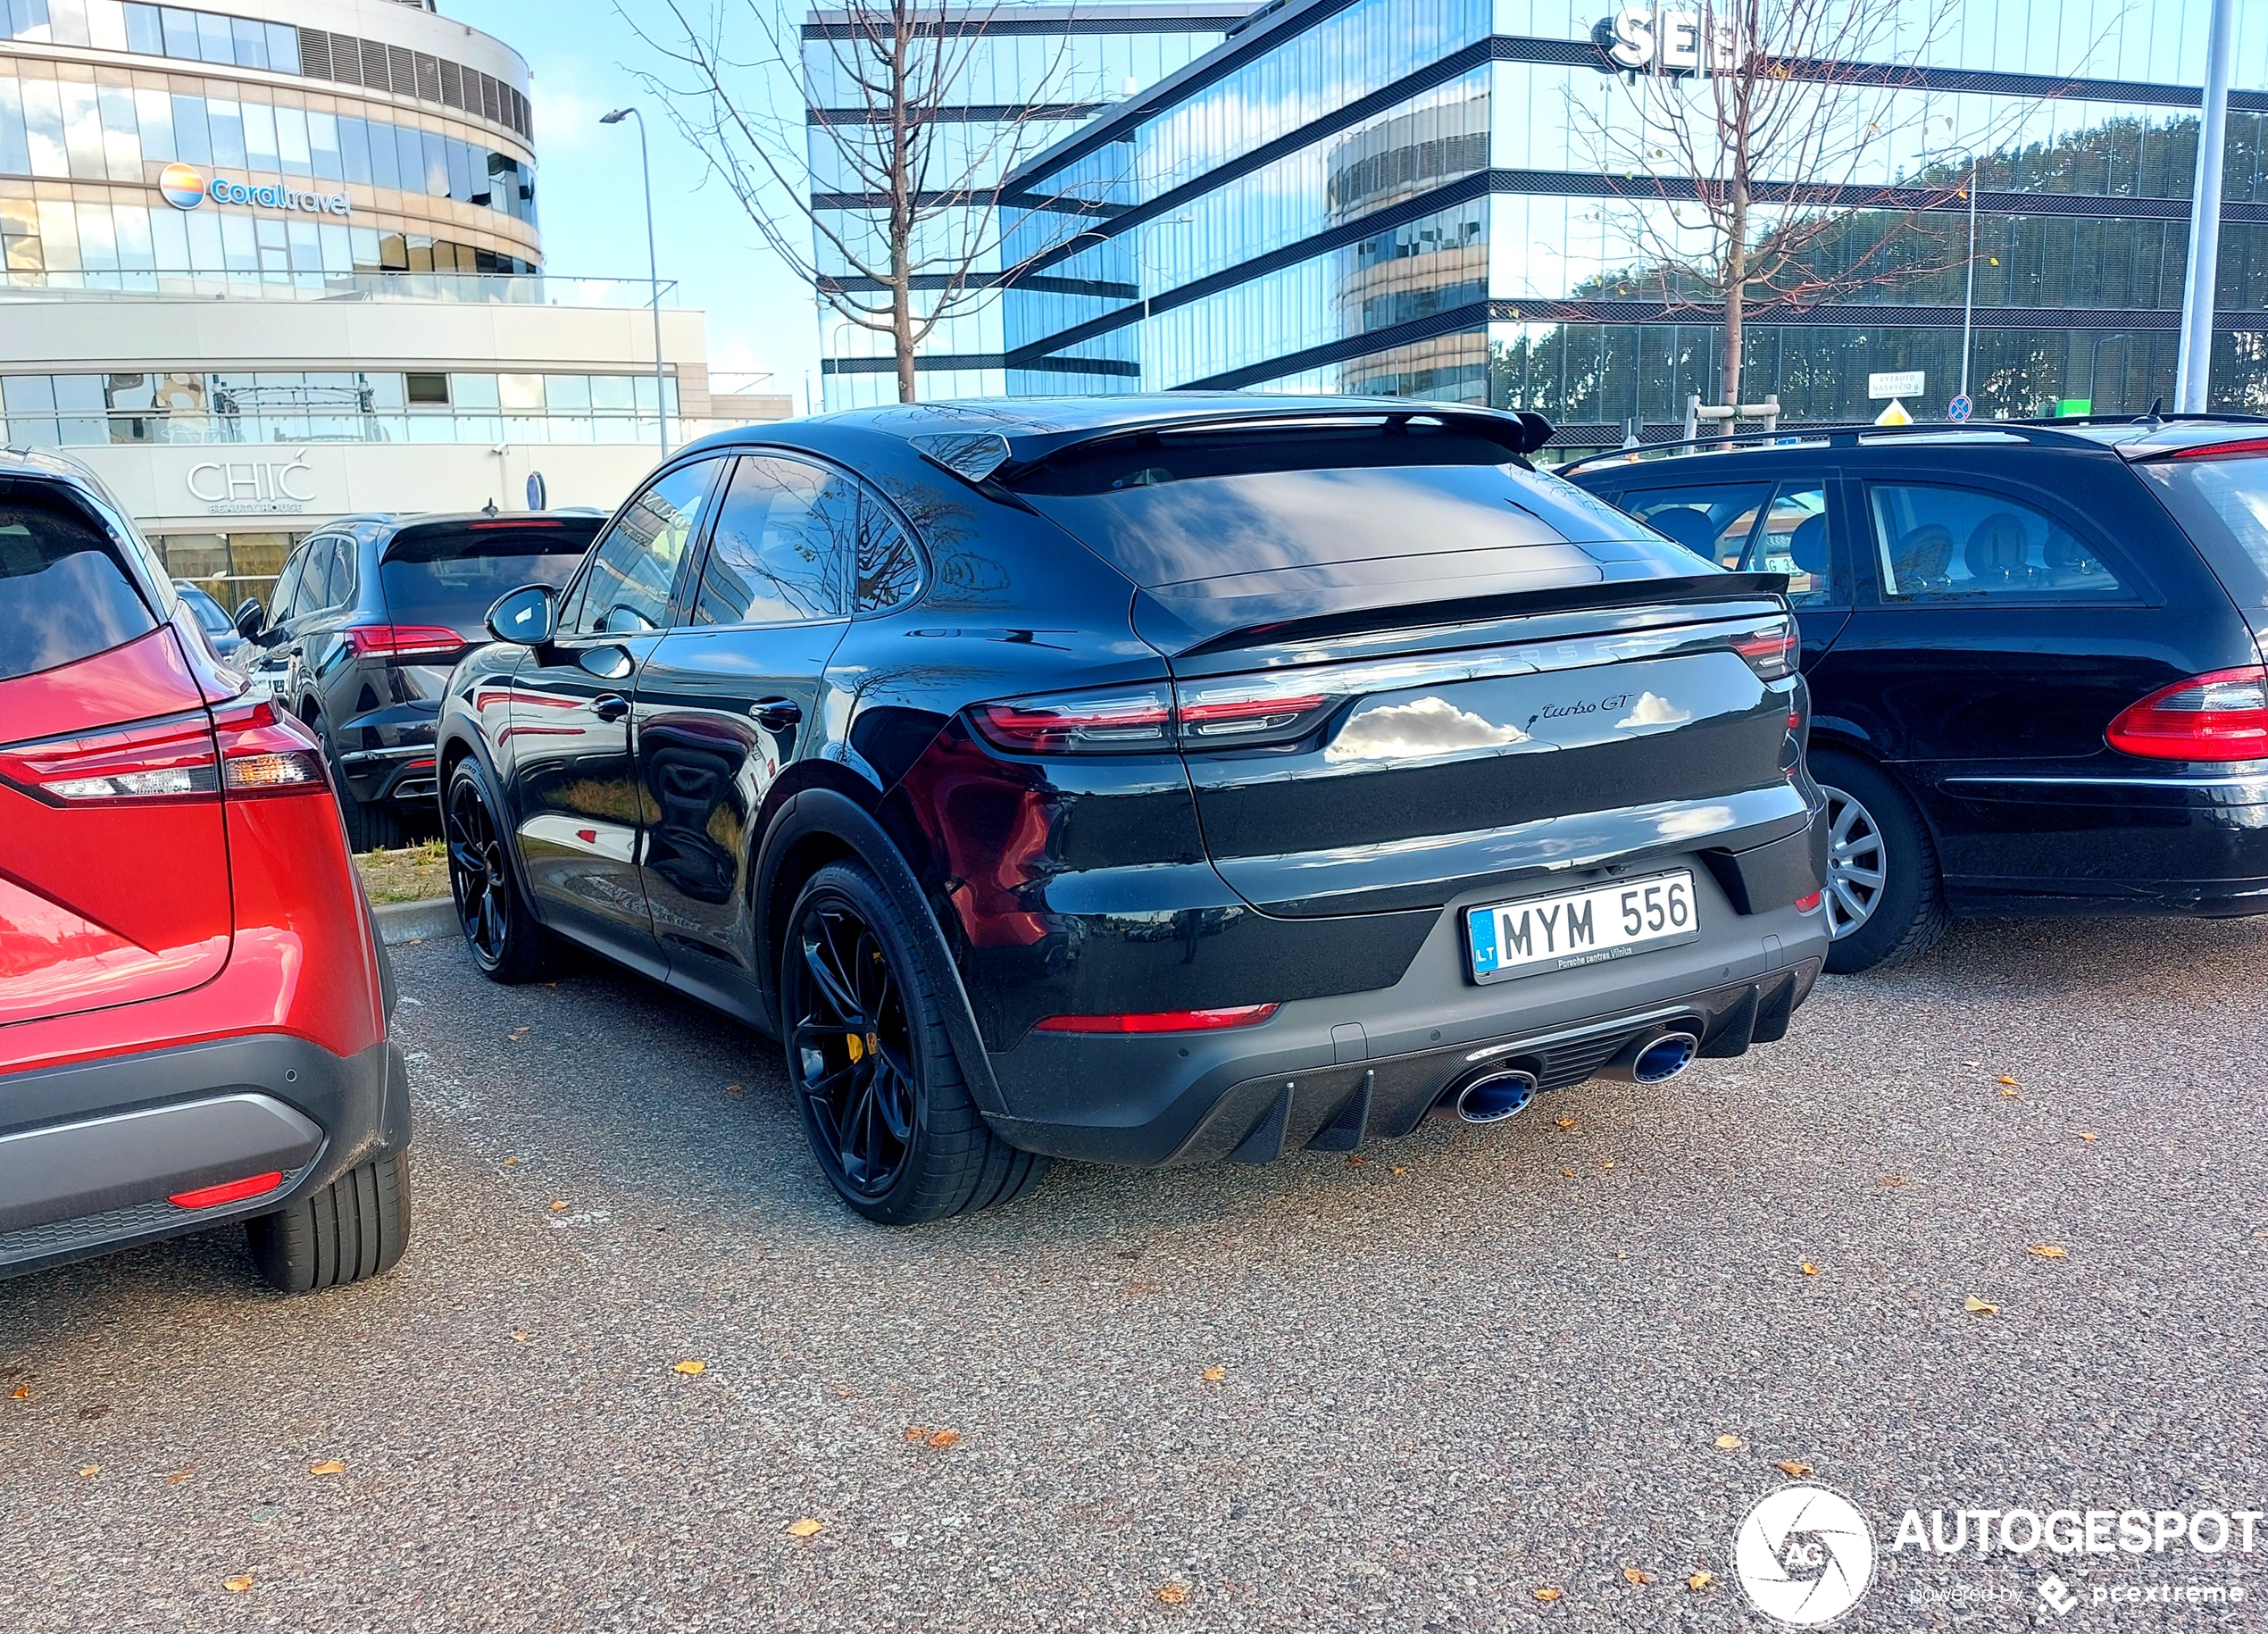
left=374, top=896, right=459, bottom=946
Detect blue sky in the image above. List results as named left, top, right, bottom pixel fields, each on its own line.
left=446, top=0, right=823, bottom=409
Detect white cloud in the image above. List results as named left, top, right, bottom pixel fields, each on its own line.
left=1327, top=696, right=1531, bottom=763
left=1616, top=691, right=1691, bottom=729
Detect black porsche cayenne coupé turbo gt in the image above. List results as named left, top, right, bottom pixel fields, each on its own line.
left=435, top=396, right=1830, bottom=1222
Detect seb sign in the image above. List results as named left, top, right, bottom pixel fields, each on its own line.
left=1594, top=6, right=1739, bottom=74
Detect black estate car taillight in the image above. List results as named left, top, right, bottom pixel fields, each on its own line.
left=2106, top=666, right=2268, bottom=760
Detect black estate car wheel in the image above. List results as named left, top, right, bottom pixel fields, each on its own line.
left=781, top=863, right=1046, bottom=1224
left=1811, top=752, right=1949, bottom=975
left=446, top=762, right=566, bottom=984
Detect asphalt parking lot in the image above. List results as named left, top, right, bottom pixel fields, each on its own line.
left=4, top=914, right=2265, bottom=1632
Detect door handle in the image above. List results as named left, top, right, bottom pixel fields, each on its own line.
left=751, top=698, right=803, bottom=731
left=592, top=694, right=630, bottom=723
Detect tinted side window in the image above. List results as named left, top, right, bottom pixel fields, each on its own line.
left=309, top=538, right=351, bottom=611
left=857, top=499, right=923, bottom=614
left=1620, top=484, right=1772, bottom=567
left=269, top=546, right=309, bottom=621
left=571, top=460, right=721, bottom=636
left=692, top=455, right=854, bottom=626
left=1746, top=482, right=1838, bottom=606
left=0, top=498, right=158, bottom=681
left=1866, top=483, right=2127, bottom=600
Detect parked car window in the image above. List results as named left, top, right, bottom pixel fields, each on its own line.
left=2136, top=454, right=2268, bottom=617
left=0, top=496, right=158, bottom=681
left=569, top=460, right=721, bottom=636
left=1748, top=483, right=1837, bottom=605
left=856, top=500, right=923, bottom=614
left=1866, top=484, right=2125, bottom=600
left=692, top=455, right=853, bottom=627
left=1617, top=484, right=1772, bottom=567
left=268, top=545, right=310, bottom=621
left=308, top=537, right=351, bottom=612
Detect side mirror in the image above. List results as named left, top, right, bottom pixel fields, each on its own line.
left=486, top=584, right=557, bottom=646
left=233, top=597, right=265, bottom=638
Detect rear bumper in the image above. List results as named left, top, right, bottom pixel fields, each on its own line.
left=984, top=877, right=1828, bottom=1167
left=0, top=1032, right=409, bottom=1278
left=1934, top=770, right=2268, bottom=915
left=338, top=700, right=442, bottom=804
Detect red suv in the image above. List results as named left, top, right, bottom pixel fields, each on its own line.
left=0, top=451, right=410, bottom=1292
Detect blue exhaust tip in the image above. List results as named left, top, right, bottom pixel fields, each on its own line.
left=1455, top=1069, right=1538, bottom=1123
left=1632, top=1032, right=1698, bottom=1084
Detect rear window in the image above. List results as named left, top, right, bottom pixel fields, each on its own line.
left=1010, top=423, right=1663, bottom=588
left=2139, top=455, right=2268, bottom=615
left=379, top=521, right=598, bottom=629
left=0, top=498, right=156, bottom=681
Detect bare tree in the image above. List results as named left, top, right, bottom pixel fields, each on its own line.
left=1570, top=0, right=2003, bottom=411
left=624, top=1, right=1094, bottom=403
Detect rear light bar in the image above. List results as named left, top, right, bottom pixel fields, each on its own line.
left=3, top=713, right=219, bottom=803
left=1031, top=1004, right=1280, bottom=1034
left=340, top=622, right=468, bottom=659
left=2164, top=437, right=2268, bottom=461
left=170, top=1171, right=283, bottom=1209
left=2106, top=665, right=2268, bottom=761
left=1730, top=618, right=1797, bottom=680
left=974, top=690, right=1173, bottom=754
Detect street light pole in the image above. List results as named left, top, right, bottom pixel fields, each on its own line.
left=2175, top=0, right=2236, bottom=414
left=602, top=106, right=669, bottom=454
left=1960, top=157, right=1977, bottom=402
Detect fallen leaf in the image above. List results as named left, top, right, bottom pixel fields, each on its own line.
left=830, top=1386, right=853, bottom=1398
left=1800, top=1262, right=1820, bottom=1276
left=672, top=1359, right=706, bottom=1376
left=2000, top=1088, right=2020, bottom=1099
left=507, top=1026, right=530, bottom=1042
left=1390, top=1166, right=1407, bottom=1176
left=2029, top=1244, right=2069, bottom=1260
left=1201, top=1365, right=1227, bottom=1383
left=784, top=1517, right=823, bottom=1539
left=2078, top=1130, right=2099, bottom=1142
left=724, top=1083, right=743, bottom=1096
left=904, top=1425, right=930, bottom=1442
left=926, top=1429, right=961, bottom=1448
left=1562, top=1168, right=1577, bottom=1178
left=78, top=1464, right=99, bottom=1478
left=222, top=1575, right=254, bottom=1594
left=164, top=1466, right=196, bottom=1483
left=1555, top=1116, right=1576, bottom=1129
left=1597, top=1160, right=1615, bottom=1171
left=547, top=1200, right=568, bottom=1213
left=1880, top=1175, right=1906, bottom=1187
left=1714, top=1434, right=1742, bottom=1449
left=1158, top=1583, right=1190, bottom=1605
left=1997, top=1075, right=2018, bottom=1085
left=1964, top=1295, right=1997, bottom=1316
left=7, top=1385, right=24, bottom=1400
left=1622, top=1566, right=1654, bottom=1585
left=1534, top=1586, right=1563, bottom=1603
left=1688, top=1571, right=1714, bottom=1591
left=1776, top=1460, right=1812, bottom=1478
left=501, top=1155, right=520, bottom=1166
left=307, top=1460, right=345, bottom=1476
left=1345, top=1155, right=1367, bottom=1167
left=511, top=1332, right=529, bottom=1343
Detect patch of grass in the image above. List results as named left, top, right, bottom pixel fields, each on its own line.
left=356, top=838, right=449, bottom=905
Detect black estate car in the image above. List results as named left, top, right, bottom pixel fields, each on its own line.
left=1567, top=418, right=2268, bottom=972
left=233, top=511, right=601, bottom=849
left=437, top=396, right=1830, bottom=1222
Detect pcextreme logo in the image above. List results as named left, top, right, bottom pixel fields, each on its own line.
left=1735, top=1486, right=1878, bottom=1626
left=157, top=162, right=351, bottom=218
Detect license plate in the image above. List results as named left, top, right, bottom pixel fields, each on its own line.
left=1465, top=871, right=1699, bottom=985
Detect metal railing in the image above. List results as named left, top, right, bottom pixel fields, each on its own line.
left=0, top=271, right=680, bottom=309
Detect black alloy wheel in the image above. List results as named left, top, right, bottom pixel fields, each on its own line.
left=445, top=761, right=565, bottom=983
left=788, top=890, right=921, bottom=1200
left=780, top=862, right=1047, bottom=1224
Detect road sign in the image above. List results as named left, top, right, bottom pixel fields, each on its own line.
left=526, top=471, right=547, bottom=511
left=1873, top=399, right=1914, bottom=427
left=1869, top=371, right=1925, bottom=400
left=1947, top=394, right=1973, bottom=423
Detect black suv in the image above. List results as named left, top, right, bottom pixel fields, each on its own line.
left=437, top=396, right=1830, bottom=1224
left=234, top=513, right=601, bottom=849
left=1567, top=419, right=2268, bottom=971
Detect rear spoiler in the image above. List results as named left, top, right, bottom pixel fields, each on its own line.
left=379, top=514, right=603, bottom=563
left=1154, top=571, right=1790, bottom=661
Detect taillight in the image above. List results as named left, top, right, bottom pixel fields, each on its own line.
left=2105, top=666, right=2268, bottom=761
left=2166, top=437, right=2268, bottom=461
left=213, top=696, right=329, bottom=795
left=1, top=713, right=220, bottom=803
left=972, top=689, right=1173, bottom=754
left=1173, top=682, right=1335, bottom=744
left=1794, top=889, right=1824, bottom=913
left=1031, top=1005, right=1280, bottom=1034
left=1731, top=619, right=1797, bottom=680
left=341, top=622, right=467, bottom=659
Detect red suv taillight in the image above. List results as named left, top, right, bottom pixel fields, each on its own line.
left=2, top=713, right=220, bottom=802
left=2105, top=666, right=2268, bottom=761
left=211, top=697, right=329, bottom=795
left=340, top=622, right=467, bottom=659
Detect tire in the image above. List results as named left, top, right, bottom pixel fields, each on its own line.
left=246, top=1154, right=411, bottom=1293
left=780, top=861, right=1046, bottom=1224
left=318, top=716, right=402, bottom=854
left=1811, top=750, right=1950, bottom=974
left=444, top=759, right=571, bottom=984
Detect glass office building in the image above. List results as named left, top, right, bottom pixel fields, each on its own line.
left=995, top=0, right=2268, bottom=446
left=811, top=2, right=1256, bottom=408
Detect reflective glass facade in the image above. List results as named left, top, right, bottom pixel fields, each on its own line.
left=989, top=0, right=2268, bottom=441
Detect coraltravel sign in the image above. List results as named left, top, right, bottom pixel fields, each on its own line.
left=157, top=162, right=352, bottom=219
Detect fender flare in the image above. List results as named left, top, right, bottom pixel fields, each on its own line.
left=755, top=787, right=1006, bottom=1119
left=433, top=725, right=552, bottom=934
